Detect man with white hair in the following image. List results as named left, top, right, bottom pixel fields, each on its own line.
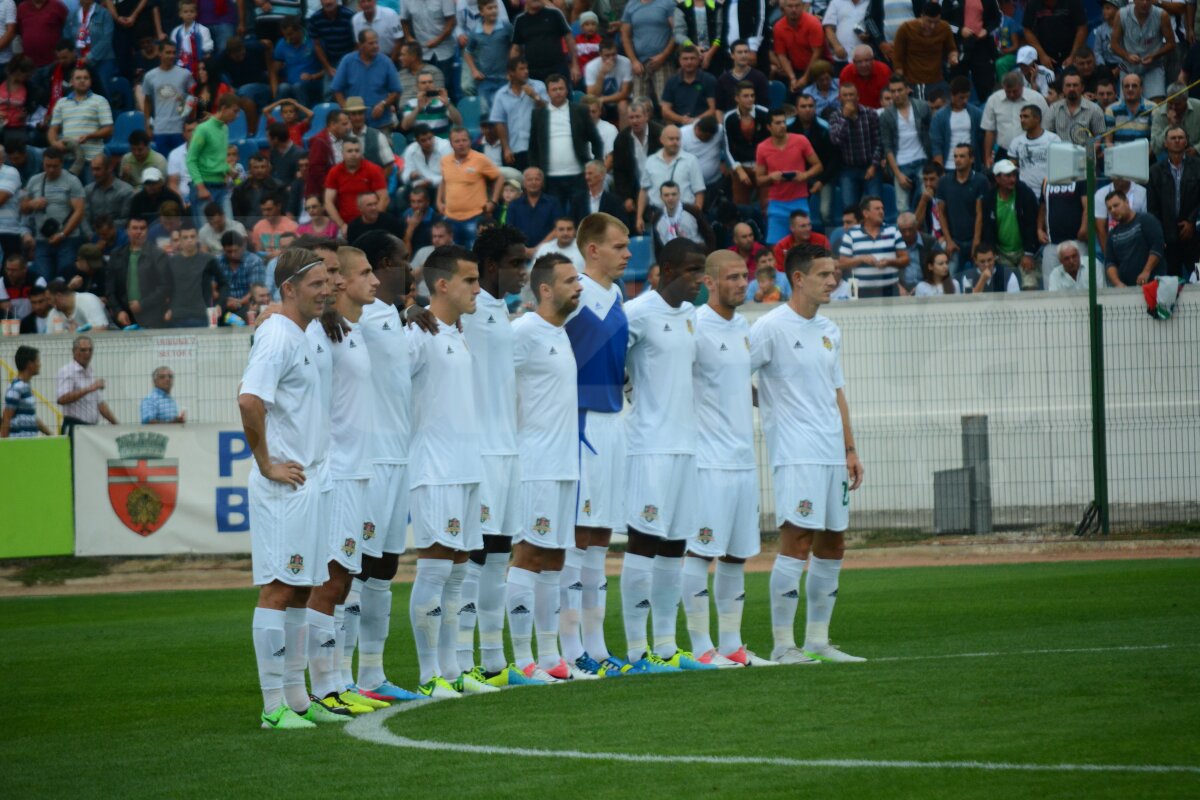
left=1046, top=241, right=1089, bottom=291
left=981, top=71, right=1051, bottom=168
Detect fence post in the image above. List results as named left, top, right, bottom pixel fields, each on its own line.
left=1085, top=149, right=1111, bottom=534
left=962, top=415, right=992, bottom=534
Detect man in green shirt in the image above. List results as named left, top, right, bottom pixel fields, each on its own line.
left=185, top=94, right=242, bottom=226
left=981, top=159, right=1040, bottom=290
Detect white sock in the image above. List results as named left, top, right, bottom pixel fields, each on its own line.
left=650, top=555, right=683, bottom=658
left=252, top=607, right=287, bottom=714
left=282, top=606, right=309, bottom=712
left=341, top=583, right=362, bottom=688
left=714, top=560, right=746, bottom=655
left=581, top=546, right=611, bottom=660
left=535, top=569, right=562, bottom=670
left=506, top=566, right=537, bottom=669
left=682, top=556, right=714, bottom=655
left=478, top=551, right=510, bottom=672
left=804, top=556, right=843, bottom=648
left=770, top=555, right=805, bottom=653
left=456, top=560, right=481, bottom=673
left=306, top=608, right=340, bottom=699
left=439, top=561, right=467, bottom=681
left=356, top=577, right=392, bottom=690
left=409, top=558, right=451, bottom=684
left=333, top=604, right=350, bottom=690
left=558, top=548, right=585, bottom=662
left=620, top=553, right=653, bottom=662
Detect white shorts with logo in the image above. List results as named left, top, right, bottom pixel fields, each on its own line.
left=411, top=482, right=484, bottom=552
left=480, top=454, right=522, bottom=536
left=625, top=453, right=698, bottom=541
left=774, top=464, right=850, bottom=532
left=249, top=467, right=330, bottom=587
left=364, top=462, right=410, bottom=557
left=327, top=477, right=369, bottom=573
left=689, top=467, right=761, bottom=559
left=516, top=479, right=578, bottom=550
left=577, top=410, right=626, bottom=529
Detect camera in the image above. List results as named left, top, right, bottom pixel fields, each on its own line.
left=40, top=217, right=62, bottom=239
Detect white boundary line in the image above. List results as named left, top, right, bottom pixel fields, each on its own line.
left=344, top=643, right=1200, bottom=775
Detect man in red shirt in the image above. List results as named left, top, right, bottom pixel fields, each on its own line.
left=771, top=210, right=831, bottom=267
left=305, top=110, right=352, bottom=200
left=838, top=45, right=893, bottom=109
left=726, top=221, right=767, bottom=270
left=16, top=0, right=68, bottom=68
left=323, top=137, right=387, bottom=235
left=754, top=109, right=823, bottom=244
left=772, top=0, right=825, bottom=95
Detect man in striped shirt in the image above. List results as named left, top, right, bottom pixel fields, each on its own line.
left=48, top=66, right=113, bottom=178
left=837, top=196, right=909, bottom=297
left=400, top=70, right=462, bottom=139
left=1105, top=73, right=1152, bottom=146
left=2, top=346, right=51, bottom=438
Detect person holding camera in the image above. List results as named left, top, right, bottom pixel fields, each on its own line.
left=19, top=146, right=86, bottom=283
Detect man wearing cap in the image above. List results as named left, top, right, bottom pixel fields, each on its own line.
left=981, top=159, right=1040, bottom=288
left=982, top=71, right=1051, bottom=167
left=332, top=30, right=401, bottom=130
left=186, top=94, right=241, bottom=225
left=129, top=167, right=185, bottom=227
left=1017, top=46, right=1056, bottom=96
left=345, top=97, right=397, bottom=177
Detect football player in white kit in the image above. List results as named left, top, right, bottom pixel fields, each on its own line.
left=408, top=245, right=488, bottom=699
left=508, top=254, right=593, bottom=682
left=682, top=250, right=779, bottom=668
left=620, top=237, right=714, bottom=673
left=457, top=226, right=540, bottom=689
left=750, top=244, right=866, bottom=664
left=240, top=248, right=333, bottom=730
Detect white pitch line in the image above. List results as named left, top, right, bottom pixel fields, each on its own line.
left=870, top=643, right=1188, bottom=663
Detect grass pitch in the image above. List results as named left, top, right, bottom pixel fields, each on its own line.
left=3, top=559, right=1198, bottom=799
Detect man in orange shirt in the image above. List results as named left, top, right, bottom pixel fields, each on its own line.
left=772, top=209, right=830, bottom=267
left=324, top=137, right=388, bottom=237
left=251, top=194, right=300, bottom=259
left=771, top=0, right=826, bottom=95
left=892, top=2, right=959, bottom=99
left=438, top=126, right=504, bottom=246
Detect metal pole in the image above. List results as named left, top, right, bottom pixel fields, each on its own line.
left=1086, top=147, right=1111, bottom=534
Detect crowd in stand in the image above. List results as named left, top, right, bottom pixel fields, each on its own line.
left=2, top=0, right=1200, bottom=334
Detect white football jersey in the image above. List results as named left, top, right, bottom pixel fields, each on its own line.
left=409, top=319, right=482, bottom=486
left=461, top=288, right=518, bottom=456
left=327, top=321, right=374, bottom=479
left=305, top=320, right=336, bottom=489
left=359, top=299, right=412, bottom=465
left=240, top=313, right=328, bottom=471
left=750, top=305, right=846, bottom=467
left=693, top=304, right=755, bottom=469
left=512, top=312, right=579, bottom=481
left=624, top=290, right=698, bottom=456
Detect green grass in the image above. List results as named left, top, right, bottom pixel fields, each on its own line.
left=3, top=560, right=1199, bottom=799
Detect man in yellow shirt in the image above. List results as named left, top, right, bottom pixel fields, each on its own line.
left=437, top=126, right=504, bottom=246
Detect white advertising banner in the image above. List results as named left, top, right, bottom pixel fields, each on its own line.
left=73, top=424, right=254, bottom=556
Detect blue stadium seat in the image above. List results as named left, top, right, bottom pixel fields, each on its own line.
left=625, top=234, right=653, bottom=282
left=227, top=110, right=249, bottom=142
left=304, top=102, right=341, bottom=144
left=106, top=76, right=133, bottom=112
left=459, top=95, right=482, bottom=139
left=105, top=111, right=147, bottom=156
left=571, top=89, right=585, bottom=104
left=253, top=114, right=270, bottom=149
left=236, top=139, right=263, bottom=166
left=768, top=80, right=787, bottom=110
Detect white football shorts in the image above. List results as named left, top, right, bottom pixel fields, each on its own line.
left=689, top=467, right=761, bottom=559
left=328, top=477, right=369, bottom=573
left=577, top=410, right=626, bottom=529
left=516, top=479, right=578, bottom=550
left=410, top=482, right=484, bottom=552
left=480, top=454, right=522, bottom=536
left=364, top=462, right=410, bottom=557
left=625, top=453, right=698, bottom=541
left=250, top=465, right=330, bottom=587
left=773, top=464, right=850, bottom=532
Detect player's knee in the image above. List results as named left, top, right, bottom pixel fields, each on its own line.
left=658, top=539, right=687, bottom=558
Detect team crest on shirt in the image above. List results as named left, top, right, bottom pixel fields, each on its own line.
left=686, top=319, right=694, bottom=334
left=287, top=553, right=304, bottom=575
left=480, top=504, right=491, bottom=523
left=697, top=527, right=713, bottom=544
left=582, top=499, right=592, bottom=516
left=533, top=517, right=551, bottom=535
left=822, top=336, right=833, bottom=351
left=362, top=521, right=376, bottom=541
left=342, top=537, right=357, bottom=558
left=744, top=336, right=750, bottom=351
left=446, top=518, right=461, bottom=536
left=641, top=504, right=659, bottom=522
left=797, top=500, right=814, bottom=518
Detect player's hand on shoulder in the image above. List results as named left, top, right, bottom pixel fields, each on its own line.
left=405, top=303, right=440, bottom=334
left=321, top=307, right=349, bottom=342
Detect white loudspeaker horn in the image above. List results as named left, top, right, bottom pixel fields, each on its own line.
left=1046, top=143, right=1087, bottom=184
left=1104, top=139, right=1151, bottom=183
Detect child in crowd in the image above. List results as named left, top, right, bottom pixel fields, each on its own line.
left=172, top=0, right=214, bottom=76
left=496, top=179, right=523, bottom=225
left=1092, top=0, right=1119, bottom=75
left=994, top=0, right=1023, bottom=81
left=575, top=12, right=603, bottom=72
left=264, top=98, right=314, bottom=147
left=226, top=145, right=247, bottom=185
left=749, top=259, right=788, bottom=303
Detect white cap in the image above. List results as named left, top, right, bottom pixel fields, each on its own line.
left=1016, top=46, right=1038, bottom=66
left=993, top=159, right=1018, bottom=175
left=142, top=167, right=164, bottom=183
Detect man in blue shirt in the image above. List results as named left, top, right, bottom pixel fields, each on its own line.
left=308, top=0, right=357, bottom=79
left=505, top=167, right=562, bottom=253
left=331, top=30, right=402, bottom=130
left=488, top=58, right=549, bottom=171
left=273, top=18, right=324, bottom=108
left=1, top=346, right=51, bottom=438
left=140, top=367, right=185, bottom=424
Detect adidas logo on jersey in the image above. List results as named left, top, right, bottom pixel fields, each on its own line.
left=549, top=347, right=558, bottom=355
left=635, top=599, right=651, bottom=609
left=303, top=356, right=311, bottom=365
left=719, top=343, right=728, bottom=351
left=316, top=344, right=324, bottom=353
left=487, top=315, right=496, bottom=323
left=348, top=339, right=357, bottom=348
left=446, top=345, right=455, bottom=355
left=793, top=340, right=803, bottom=349
left=663, top=323, right=672, bottom=332
left=510, top=604, right=531, bottom=615
left=782, top=589, right=800, bottom=599
left=382, top=322, right=391, bottom=330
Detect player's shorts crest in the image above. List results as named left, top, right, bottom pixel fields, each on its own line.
left=822, top=336, right=833, bottom=351
left=341, top=537, right=356, bottom=558
left=641, top=504, right=659, bottom=523
left=697, top=526, right=713, bottom=544
left=362, top=521, right=376, bottom=541
left=446, top=517, right=461, bottom=536
left=287, top=553, right=304, bottom=575
left=480, top=504, right=491, bottom=523
left=533, top=516, right=551, bottom=535
left=582, top=499, right=592, bottom=516
left=797, top=499, right=814, bottom=517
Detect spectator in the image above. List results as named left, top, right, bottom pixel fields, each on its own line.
left=1092, top=0, right=1119, bottom=73
left=716, top=40, right=769, bottom=116
left=585, top=37, right=633, bottom=122
left=401, top=0, right=458, bottom=100
left=1147, top=125, right=1200, bottom=278
left=772, top=209, right=830, bottom=268
left=401, top=123, right=453, bottom=196
left=411, top=218, right=454, bottom=273
left=400, top=70, right=462, bottom=138
left=120, top=130, right=168, bottom=187
left=892, top=3, right=957, bottom=98
left=582, top=96, right=619, bottom=162
left=840, top=45, right=892, bottom=109
left=165, top=223, right=225, bottom=326
left=930, top=76, right=984, bottom=166
left=245, top=281, right=272, bottom=321
left=942, top=0, right=1000, bottom=100
left=48, top=65, right=113, bottom=178
left=1022, top=0, right=1087, bottom=70
left=353, top=0, right=403, bottom=60
left=716, top=0, right=771, bottom=69
left=1008, top=104, right=1059, bottom=196
left=660, top=44, right=717, bottom=126
left=1110, top=0, right=1173, bottom=100
left=581, top=159, right=627, bottom=224
left=0, top=145, right=25, bottom=255
left=465, top=0, right=513, bottom=114
left=436, top=124, right=501, bottom=244
left=748, top=259, right=790, bottom=302
left=512, top=0, right=577, bottom=85
left=1106, top=73, right=1152, bottom=146
left=2, top=346, right=51, bottom=437
left=822, top=0, right=871, bottom=67
left=346, top=192, right=395, bottom=242
left=272, top=18, right=324, bottom=109
left=1150, top=84, right=1200, bottom=157
left=232, top=154, right=287, bottom=223
left=1046, top=71, right=1105, bottom=144
left=251, top=194, right=299, bottom=259
left=982, top=71, right=1050, bottom=167
left=828, top=81, right=882, bottom=210
left=653, top=181, right=705, bottom=246
left=55, top=335, right=117, bottom=434
left=166, top=120, right=196, bottom=205
left=284, top=154, right=308, bottom=219
left=33, top=41, right=74, bottom=133
left=506, top=166, right=562, bottom=251
left=21, top=147, right=86, bottom=283
left=332, top=30, right=401, bottom=130
left=1036, top=175, right=1086, bottom=277
left=171, top=1, right=214, bottom=76
left=198, top=201, right=246, bottom=253
left=969, top=241, right=1021, bottom=292
left=621, top=0, right=679, bottom=101
left=802, top=60, right=841, bottom=118
left=612, top=96, right=662, bottom=221
left=267, top=123, right=304, bottom=188
left=0, top=62, right=31, bottom=149
left=981, top=159, right=1039, bottom=288
left=70, top=243, right=107, bottom=297
left=637, top=124, right=706, bottom=231
left=400, top=185, right=439, bottom=254
left=790, top=93, right=837, bottom=231
left=936, top=143, right=988, bottom=275
left=142, top=40, right=196, bottom=156
left=1042, top=240, right=1088, bottom=291
left=1015, top=45, right=1055, bottom=97
left=217, top=36, right=273, bottom=115
left=92, top=213, right=128, bottom=256
left=194, top=0, right=240, bottom=54
left=304, top=108, right=351, bottom=201
left=184, top=96, right=238, bottom=226
left=1094, top=77, right=1117, bottom=111
left=490, top=58, right=549, bottom=170
left=148, top=199, right=187, bottom=251
left=309, top=0, right=357, bottom=82
left=838, top=195, right=908, bottom=297
left=895, top=211, right=941, bottom=291
left=107, top=216, right=171, bottom=329
left=755, top=109, right=822, bottom=243
left=48, top=277, right=110, bottom=331
left=396, top=41, right=446, bottom=111
left=298, top=195, right=339, bottom=239
left=129, top=167, right=184, bottom=225
left=1072, top=46, right=1105, bottom=96
left=912, top=248, right=969, bottom=295
left=681, top=114, right=726, bottom=190
left=323, top=137, right=387, bottom=236
left=728, top=221, right=767, bottom=270
left=881, top=75, right=932, bottom=214
left=217, top=229, right=266, bottom=317
left=16, top=0, right=68, bottom=69
left=66, top=0, right=118, bottom=97
left=141, top=366, right=185, bottom=423
left=0, top=254, right=46, bottom=320
left=723, top=82, right=770, bottom=207
left=576, top=11, right=604, bottom=71
left=533, top=215, right=585, bottom=270
left=528, top=73, right=604, bottom=218
left=771, top=0, right=825, bottom=96
left=18, top=285, right=53, bottom=334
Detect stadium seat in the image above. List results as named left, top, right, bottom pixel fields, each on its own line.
left=459, top=95, right=482, bottom=139
left=768, top=80, right=786, bottom=110
left=235, top=138, right=263, bottom=166
left=571, top=89, right=585, bottom=104
left=105, top=111, right=147, bottom=156
left=227, top=111, right=249, bottom=142
left=625, top=234, right=653, bottom=282
left=253, top=115, right=269, bottom=149
left=106, top=76, right=133, bottom=112
left=304, top=102, right=341, bottom=144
